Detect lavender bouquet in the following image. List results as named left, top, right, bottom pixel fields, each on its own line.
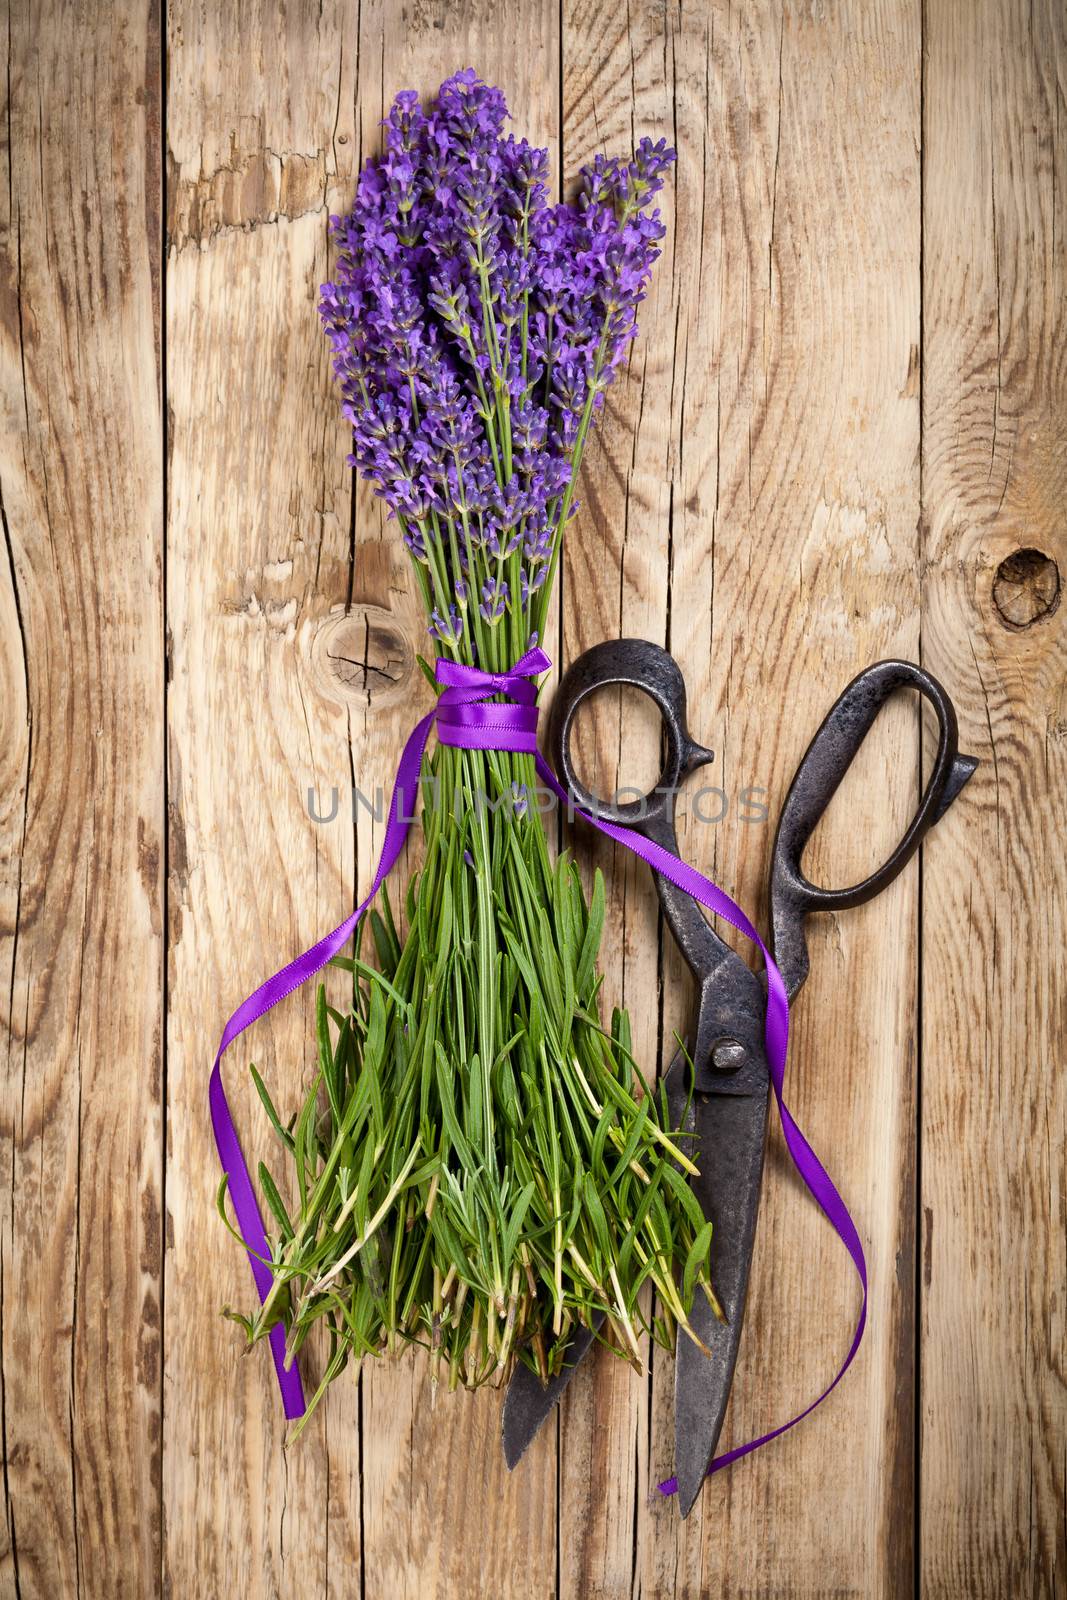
left=232, top=71, right=717, bottom=1428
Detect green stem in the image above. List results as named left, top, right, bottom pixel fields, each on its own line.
left=534, top=320, right=612, bottom=643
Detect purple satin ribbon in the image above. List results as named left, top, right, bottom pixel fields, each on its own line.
left=211, top=647, right=867, bottom=1486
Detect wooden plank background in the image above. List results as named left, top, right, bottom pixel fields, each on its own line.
left=1, top=0, right=1064, bottom=1594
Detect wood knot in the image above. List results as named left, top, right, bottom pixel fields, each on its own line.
left=991, top=548, right=1061, bottom=630
left=312, top=606, right=415, bottom=709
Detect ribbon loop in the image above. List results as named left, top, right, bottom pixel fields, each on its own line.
left=435, top=644, right=549, bottom=701
left=211, top=648, right=866, bottom=1484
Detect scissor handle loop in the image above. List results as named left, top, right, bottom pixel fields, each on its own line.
left=549, top=638, right=712, bottom=831
left=770, top=658, right=977, bottom=996
left=550, top=640, right=736, bottom=992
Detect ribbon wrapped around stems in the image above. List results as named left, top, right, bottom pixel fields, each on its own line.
left=210, top=646, right=867, bottom=1487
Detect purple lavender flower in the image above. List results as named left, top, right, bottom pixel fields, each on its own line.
left=479, top=576, right=509, bottom=623
left=429, top=604, right=464, bottom=646
left=320, top=72, right=675, bottom=665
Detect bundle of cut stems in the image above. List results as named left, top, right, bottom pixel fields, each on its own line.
left=220, top=70, right=719, bottom=1432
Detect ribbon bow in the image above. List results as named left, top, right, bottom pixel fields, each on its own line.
left=434, top=645, right=548, bottom=753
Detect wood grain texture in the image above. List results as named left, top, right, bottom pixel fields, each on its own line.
left=166, top=4, right=560, bottom=1597
left=0, top=3, right=163, bottom=1597
left=920, top=1, right=1067, bottom=1595
left=556, top=4, right=675, bottom=1593
left=165, top=4, right=363, bottom=1592
left=562, top=4, right=926, bottom=1596
left=352, top=6, right=560, bottom=1598
left=1, top=0, right=1064, bottom=1595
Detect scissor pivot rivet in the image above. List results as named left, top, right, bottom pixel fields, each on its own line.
left=710, top=1039, right=747, bottom=1073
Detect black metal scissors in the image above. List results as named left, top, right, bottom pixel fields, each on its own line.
left=502, top=640, right=977, bottom=1514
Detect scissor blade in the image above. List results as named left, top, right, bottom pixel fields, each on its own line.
left=668, top=1056, right=770, bottom=1517
left=502, top=1317, right=603, bottom=1469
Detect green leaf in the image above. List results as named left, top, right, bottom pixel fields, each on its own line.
left=576, top=870, right=605, bottom=997
left=364, top=982, right=388, bottom=1141
left=215, top=1175, right=277, bottom=1270
left=317, top=986, right=343, bottom=1126
left=258, top=1162, right=294, bottom=1241
left=370, top=909, right=400, bottom=979
left=590, top=1103, right=614, bottom=1182
left=606, top=1090, right=651, bottom=1187
left=294, top=1062, right=323, bottom=1212
left=434, top=1042, right=475, bottom=1169
left=617, top=1166, right=665, bottom=1279
left=659, top=1160, right=710, bottom=1236
left=501, top=1180, right=537, bottom=1268
left=582, top=1172, right=612, bottom=1266
left=353, top=1129, right=378, bottom=1238
left=415, top=653, right=439, bottom=693
left=250, top=1064, right=295, bottom=1152
left=683, top=1221, right=715, bottom=1308
left=329, top=954, right=410, bottom=1013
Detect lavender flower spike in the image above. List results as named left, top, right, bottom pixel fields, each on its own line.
left=321, top=70, right=675, bottom=667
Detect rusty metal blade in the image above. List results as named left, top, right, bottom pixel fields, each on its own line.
left=501, top=1318, right=602, bottom=1469
left=672, top=1072, right=770, bottom=1516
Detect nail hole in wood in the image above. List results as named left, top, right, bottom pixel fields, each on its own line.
left=991, top=548, right=1061, bottom=630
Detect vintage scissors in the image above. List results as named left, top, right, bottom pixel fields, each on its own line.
left=502, top=640, right=977, bottom=1515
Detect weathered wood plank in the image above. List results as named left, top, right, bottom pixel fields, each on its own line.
left=166, top=9, right=562, bottom=1597
left=660, top=3, right=923, bottom=1589
left=920, top=1, right=1067, bottom=1594
left=556, top=4, right=675, bottom=1592
left=164, top=4, right=363, bottom=1593
left=350, top=11, right=561, bottom=1599
left=0, top=3, right=163, bottom=1596
left=561, top=3, right=923, bottom=1595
